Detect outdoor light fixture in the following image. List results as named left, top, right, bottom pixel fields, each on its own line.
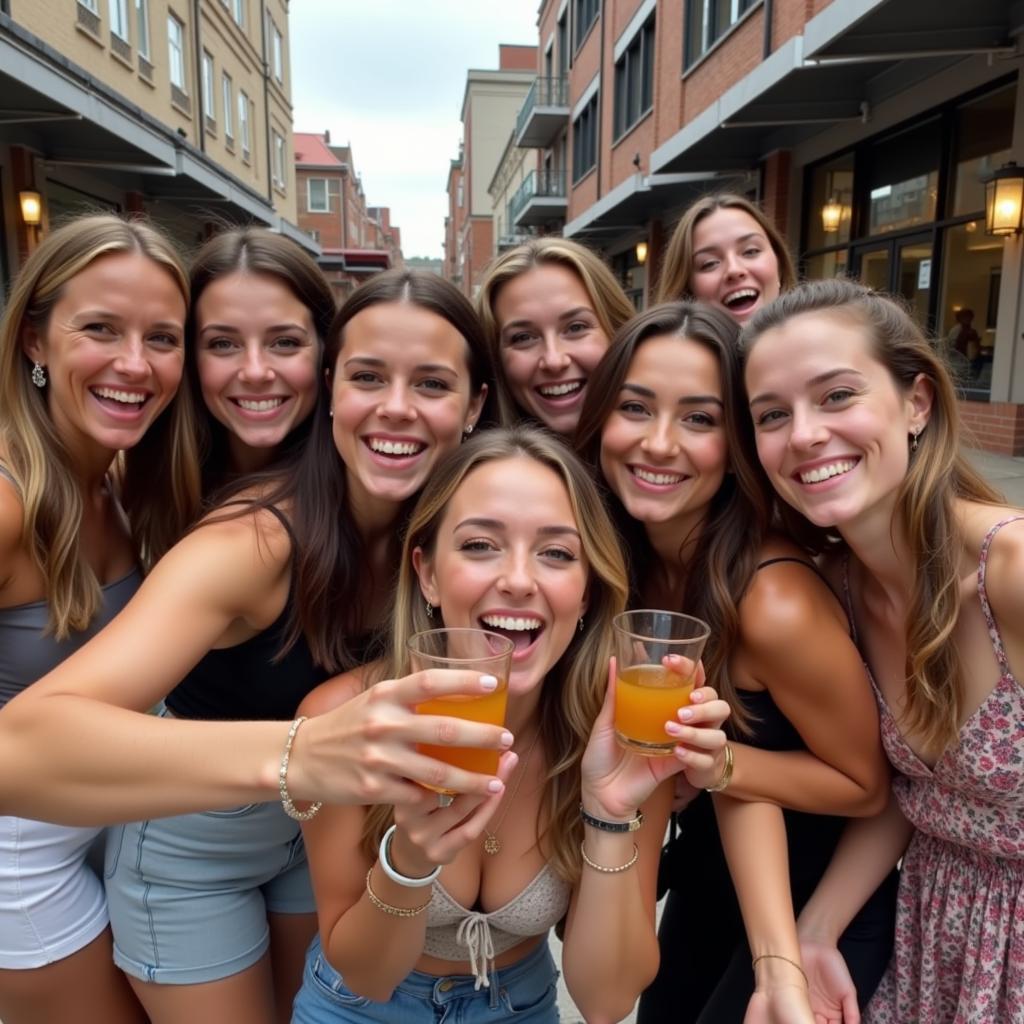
left=821, top=195, right=842, bottom=234
left=984, top=162, right=1024, bottom=237
left=19, top=190, right=42, bottom=226
left=635, top=240, right=648, bottom=264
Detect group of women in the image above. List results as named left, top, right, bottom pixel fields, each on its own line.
left=0, top=192, right=1019, bottom=1024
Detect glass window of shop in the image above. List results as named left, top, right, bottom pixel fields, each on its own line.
left=612, top=248, right=647, bottom=310
left=800, top=78, right=1016, bottom=401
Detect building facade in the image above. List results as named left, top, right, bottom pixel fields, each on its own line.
left=0, top=0, right=308, bottom=282
left=294, top=130, right=402, bottom=300
left=507, top=0, right=1024, bottom=454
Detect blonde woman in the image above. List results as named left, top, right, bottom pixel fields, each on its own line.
left=292, top=426, right=732, bottom=1022
left=0, top=215, right=200, bottom=1024
left=478, top=238, right=634, bottom=436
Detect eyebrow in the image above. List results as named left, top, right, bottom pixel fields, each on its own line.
left=454, top=517, right=581, bottom=539
left=200, top=322, right=309, bottom=335
left=343, top=356, right=457, bottom=374
left=693, top=232, right=765, bottom=258
left=77, top=310, right=183, bottom=331
left=748, top=367, right=865, bottom=406
left=501, top=306, right=595, bottom=331
left=621, top=382, right=723, bottom=407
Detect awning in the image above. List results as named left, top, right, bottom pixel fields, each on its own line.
left=319, top=247, right=391, bottom=273
left=651, top=0, right=1022, bottom=176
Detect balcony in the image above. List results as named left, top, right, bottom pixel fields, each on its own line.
left=509, top=170, right=567, bottom=228
left=515, top=76, right=569, bottom=149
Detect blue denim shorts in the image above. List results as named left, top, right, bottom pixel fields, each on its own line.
left=291, top=934, right=560, bottom=1023
left=104, top=800, right=315, bottom=985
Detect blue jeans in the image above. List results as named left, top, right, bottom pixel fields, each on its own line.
left=291, top=934, right=560, bottom=1023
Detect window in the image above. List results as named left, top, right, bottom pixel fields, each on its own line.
left=271, top=21, right=283, bottom=82
left=308, top=178, right=329, bottom=212
left=238, top=90, right=251, bottom=156
left=572, top=92, right=598, bottom=183
left=109, top=0, right=129, bottom=39
left=456, top=181, right=464, bottom=208
left=557, top=10, right=569, bottom=72
left=685, top=0, right=758, bottom=67
left=950, top=84, right=1015, bottom=217
left=135, top=0, right=150, bottom=58
left=79, top=0, right=98, bottom=12
left=614, top=16, right=654, bottom=139
left=167, top=14, right=185, bottom=88
left=309, top=229, right=320, bottom=244
left=202, top=51, right=215, bottom=121
left=222, top=73, right=234, bottom=138
left=866, top=119, right=940, bottom=235
left=573, top=0, right=599, bottom=49
left=232, top=0, right=244, bottom=27
left=273, top=131, right=286, bottom=188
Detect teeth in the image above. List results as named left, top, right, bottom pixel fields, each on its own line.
left=538, top=381, right=582, bottom=397
left=237, top=398, right=284, bottom=412
left=633, top=467, right=684, bottom=486
left=481, top=614, right=543, bottom=632
left=93, top=387, right=146, bottom=404
left=368, top=438, right=424, bottom=456
left=724, top=288, right=758, bottom=306
left=799, top=460, right=856, bottom=484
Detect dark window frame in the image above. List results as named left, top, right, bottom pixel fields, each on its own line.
left=572, top=92, right=599, bottom=184
left=683, top=0, right=759, bottom=71
left=614, top=15, right=655, bottom=141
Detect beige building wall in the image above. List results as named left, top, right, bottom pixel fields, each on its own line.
left=489, top=134, right=534, bottom=251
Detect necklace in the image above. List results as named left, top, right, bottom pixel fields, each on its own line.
left=482, top=728, right=541, bottom=856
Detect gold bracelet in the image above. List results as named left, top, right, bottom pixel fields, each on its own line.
left=365, top=868, right=432, bottom=917
left=580, top=841, right=639, bottom=874
left=704, top=741, right=734, bottom=793
left=279, top=717, right=323, bottom=821
left=751, top=953, right=808, bottom=986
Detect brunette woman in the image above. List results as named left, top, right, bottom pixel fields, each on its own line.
left=576, top=302, right=896, bottom=1024
left=477, top=237, right=634, bottom=436
left=292, top=426, right=731, bottom=1023
left=742, top=279, right=1024, bottom=1024
left=0, top=214, right=200, bottom=1024
left=0, top=271, right=503, bottom=1024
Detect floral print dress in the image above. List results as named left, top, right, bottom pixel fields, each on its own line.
left=855, top=516, right=1024, bottom=1024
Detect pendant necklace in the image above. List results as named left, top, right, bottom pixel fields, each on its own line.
left=482, top=728, right=541, bottom=856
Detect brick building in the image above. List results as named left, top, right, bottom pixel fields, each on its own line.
left=293, top=130, right=403, bottom=300
left=0, top=0, right=309, bottom=282
left=508, top=0, right=1024, bottom=454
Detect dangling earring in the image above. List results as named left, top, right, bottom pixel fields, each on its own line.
left=31, top=362, right=47, bottom=389
left=911, top=427, right=921, bottom=452
left=425, top=601, right=434, bottom=619
left=578, top=616, right=585, bottom=633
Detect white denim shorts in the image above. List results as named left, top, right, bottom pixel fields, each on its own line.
left=0, top=815, right=109, bottom=969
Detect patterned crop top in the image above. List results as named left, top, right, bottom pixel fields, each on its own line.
left=422, top=863, right=571, bottom=989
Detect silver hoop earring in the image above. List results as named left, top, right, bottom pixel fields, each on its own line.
left=31, top=362, right=46, bottom=389
left=425, top=601, right=434, bottom=619
left=911, top=427, right=921, bottom=453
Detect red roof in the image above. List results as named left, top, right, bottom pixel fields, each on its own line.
left=293, top=132, right=343, bottom=168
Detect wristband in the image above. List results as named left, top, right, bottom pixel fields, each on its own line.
left=579, top=803, right=643, bottom=833
left=377, top=824, right=441, bottom=888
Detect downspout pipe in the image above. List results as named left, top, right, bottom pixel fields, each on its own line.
left=192, top=0, right=205, bottom=152
left=260, top=2, right=273, bottom=203
left=763, top=0, right=773, bottom=58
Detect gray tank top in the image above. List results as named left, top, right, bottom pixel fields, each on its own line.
left=0, top=465, right=141, bottom=709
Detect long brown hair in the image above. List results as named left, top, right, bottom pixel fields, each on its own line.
left=576, top=302, right=774, bottom=734
left=477, top=237, right=635, bottom=426
left=656, top=193, right=797, bottom=305
left=362, top=426, right=629, bottom=883
left=0, top=214, right=200, bottom=635
left=740, top=278, right=1004, bottom=749
left=230, top=269, right=497, bottom=672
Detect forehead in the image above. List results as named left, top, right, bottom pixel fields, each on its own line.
left=628, top=334, right=722, bottom=391
left=196, top=271, right=310, bottom=319
left=59, top=250, right=185, bottom=310
left=693, top=207, right=767, bottom=250
left=495, top=263, right=593, bottom=319
left=341, top=301, right=468, bottom=365
left=446, top=456, right=576, bottom=523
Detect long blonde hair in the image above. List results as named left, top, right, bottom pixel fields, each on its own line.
left=741, top=279, right=1003, bottom=750
left=477, top=238, right=635, bottom=426
left=0, top=215, right=200, bottom=636
left=656, top=193, right=797, bottom=305
left=362, top=426, right=628, bottom=882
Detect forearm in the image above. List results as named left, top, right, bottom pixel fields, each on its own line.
left=798, top=791, right=911, bottom=944
left=728, top=743, right=886, bottom=816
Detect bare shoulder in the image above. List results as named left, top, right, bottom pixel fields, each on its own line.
left=299, top=668, right=368, bottom=718
left=964, top=502, right=1024, bottom=632
left=0, top=472, right=24, bottom=588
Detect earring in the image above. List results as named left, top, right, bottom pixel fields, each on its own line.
left=31, top=362, right=46, bottom=389
left=911, top=427, right=921, bottom=452
left=464, top=423, right=474, bottom=435
left=425, top=601, right=434, bottom=619
left=328, top=408, right=334, bottom=419
left=578, top=616, right=585, bottom=633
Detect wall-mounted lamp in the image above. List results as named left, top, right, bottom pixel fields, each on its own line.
left=984, top=162, right=1024, bottom=237
left=19, top=190, right=42, bottom=226
left=821, top=195, right=842, bottom=234
left=635, top=240, right=648, bottom=264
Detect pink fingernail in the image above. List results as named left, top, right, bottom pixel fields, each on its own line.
left=480, top=675, right=498, bottom=690
left=679, top=708, right=694, bottom=721
left=500, top=731, right=514, bottom=747
left=665, top=721, right=682, bottom=736
left=488, top=779, right=504, bottom=793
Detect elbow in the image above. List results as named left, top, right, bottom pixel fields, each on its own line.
left=846, top=773, right=890, bottom=818
left=568, top=958, right=659, bottom=1024
left=317, top=953, right=393, bottom=1004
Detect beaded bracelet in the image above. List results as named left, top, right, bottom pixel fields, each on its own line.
left=279, top=717, right=322, bottom=822
left=365, top=868, right=432, bottom=917
left=580, top=841, right=639, bottom=874
left=751, top=953, right=808, bottom=986
left=378, top=824, right=442, bottom=888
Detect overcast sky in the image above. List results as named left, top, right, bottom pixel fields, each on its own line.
left=290, top=1, right=539, bottom=259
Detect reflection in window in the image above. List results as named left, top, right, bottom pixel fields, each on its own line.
left=866, top=119, right=939, bottom=235
left=686, top=0, right=758, bottom=67
left=804, top=250, right=848, bottom=282
left=807, top=152, right=854, bottom=251
left=951, top=84, right=1015, bottom=218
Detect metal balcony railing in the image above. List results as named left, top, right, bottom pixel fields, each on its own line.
left=509, top=169, right=568, bottom=225
left=515, top=76, right=569, bottom=143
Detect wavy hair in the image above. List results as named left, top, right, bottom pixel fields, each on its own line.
left=0, top=214, right=199, bottom=636
left=576, top=302, right=774, bottom=735
left=740, top=278, right=1003, bottom=749
left=477, top=237, right=636, bottom=427
left=655, top=193, right=797, bottom=305
left=361, top=426, right=629, bottom=883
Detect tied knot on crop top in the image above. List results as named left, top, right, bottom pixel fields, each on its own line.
left=422, top=863, right=570, bottom=989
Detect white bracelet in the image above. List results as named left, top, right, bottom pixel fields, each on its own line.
left=377, top=824, right=441, bottom=888
left=279, top=717, right=322, bottom=822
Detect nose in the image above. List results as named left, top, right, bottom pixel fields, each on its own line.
left=723, top=251, right=747, bottom=281
left=112, top=334, right=149, bottom=378
left=538, top=334, right=571, bottom=373
left=640, top=414, right=681, bottom=460
left=239, top=344, right=273, bottom=383
left=788, top=404, right=829, bottom=450
left=377, top=378, right=415, bottom=421
left=497, top=547, right=537, bottom=598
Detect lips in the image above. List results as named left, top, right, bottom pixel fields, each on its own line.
left=89, top=385, right=151, bottom=417
left=534, top=379, right=585, bottom=405
left=628, top=465, right=689, bottom=490
left=793, top=457, right=860, bottom=486
left=722, top=287, right=760, bottom=315
left=230, top=396, right=288, bottom=415
left=479, top=612, right=545, bottom=657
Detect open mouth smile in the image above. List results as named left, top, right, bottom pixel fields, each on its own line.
left=90, top=386, right=152, bottom=415
left=629, top=465, right=689, bottom=489
left=480, top=612, right=545, bottom=659
left=722, top=288, right=760, bottom=315
left=535, top=380, right=585, bottom=403
left=795, top=458, right=860, bottom=486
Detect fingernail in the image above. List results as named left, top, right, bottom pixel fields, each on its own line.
left=665, top=721, right=682, bottom=736
left=488, top=779, right=504, bottom=793
left=690, top=690, right=703, bottom=702
left=480, top=674, right=498, bottom=690
left=678, top=708, right=694, bottom=721
left=500, top=731, right=514, bottom=747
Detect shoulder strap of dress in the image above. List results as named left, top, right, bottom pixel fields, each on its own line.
left=976, top=514, right=1024, bottom=675
left=840, top=553, right=857, bottom=644
left=0, top=463, right=16, bottom=488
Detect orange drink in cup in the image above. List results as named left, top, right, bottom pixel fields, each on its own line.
left=408, top=628, right=514, bottom=794
left=612, top=611, right=709, bottom=756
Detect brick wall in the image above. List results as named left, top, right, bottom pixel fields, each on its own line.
left=959, top=401, right=1024, bottom=456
